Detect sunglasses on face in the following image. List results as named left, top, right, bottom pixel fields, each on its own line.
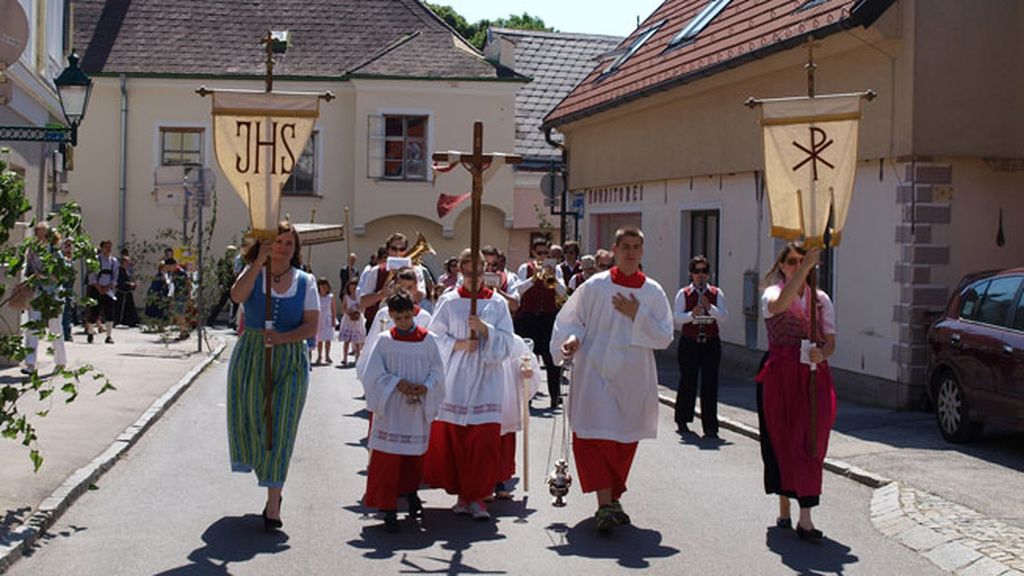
left=784, top=257, right=803, bottom=266
left=388, top=245, right=405, bottom=252
left=692, top=268, right=709, bottom=274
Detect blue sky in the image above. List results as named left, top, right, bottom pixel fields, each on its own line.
left=430, top=0, right=666, bottom=38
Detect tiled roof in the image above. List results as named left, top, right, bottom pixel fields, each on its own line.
left=73, top=0, right=501, bottom=79
left=488, top=28, right=623, bottom=164
left=543, top=0, right=896, bottom=128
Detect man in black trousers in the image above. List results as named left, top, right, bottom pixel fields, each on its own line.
left=672, top=256, right=729, bottom=438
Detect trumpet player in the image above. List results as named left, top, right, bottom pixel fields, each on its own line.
left=515, top=238, right=568, bottom=409
left=673, top=255, right=729, bottom=439
left=358, top=233, right=427, bottom=332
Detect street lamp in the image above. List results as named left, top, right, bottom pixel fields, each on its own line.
left=53, top=53, right=93, bottom=146
left=0, top=52, right=93, bottom=146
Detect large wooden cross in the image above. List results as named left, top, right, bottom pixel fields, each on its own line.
left=433, top=122, right=521, bottom=320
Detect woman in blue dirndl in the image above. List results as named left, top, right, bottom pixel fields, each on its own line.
left=227, top=222, right=319, bottom=531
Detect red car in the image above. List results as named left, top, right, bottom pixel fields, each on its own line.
left=927, top=267, right=1024, bottom=442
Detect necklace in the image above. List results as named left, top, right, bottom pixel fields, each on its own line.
left=269, top=266, right=290, bottom=283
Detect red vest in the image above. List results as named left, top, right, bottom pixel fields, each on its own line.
left=364, top=263, right=389, bottom=322
left=519, top=263, right=557, bottom=315
left=680, top=285, right=720, bottom=340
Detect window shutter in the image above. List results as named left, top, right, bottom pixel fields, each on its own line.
left=367, top=115, right=385, bottom=179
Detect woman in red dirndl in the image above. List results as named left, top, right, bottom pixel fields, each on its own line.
left=756, top=243, right=837, bottom=541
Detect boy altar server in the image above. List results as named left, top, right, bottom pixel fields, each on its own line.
left=552, top=226, right=674, bottom=535
left=424, top=249, right=515, bottom=520
left=356, top=267, right=432, bottom=381
left=361, top=290, right=446, bottom=533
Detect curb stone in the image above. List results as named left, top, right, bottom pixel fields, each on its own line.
left=0, top=340, right=227, bottom=573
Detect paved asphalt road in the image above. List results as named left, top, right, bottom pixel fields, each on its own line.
left=8, top=348, right=944, bottom=575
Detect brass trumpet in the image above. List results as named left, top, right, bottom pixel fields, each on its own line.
left=535, top=260, right=557, bottom=289
left=383, top=232, right=436, bottom=292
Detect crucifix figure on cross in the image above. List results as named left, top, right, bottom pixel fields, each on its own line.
left=432, top=121, right=521, bottom=332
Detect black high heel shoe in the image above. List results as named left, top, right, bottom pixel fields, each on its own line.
left=262, top=495, right=284, bottom=532
left=262, top=507, right=283, bottom=531
left=796, top=524, right=824, bottom=541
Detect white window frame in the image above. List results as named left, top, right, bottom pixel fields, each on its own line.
left=158, top=126, right=206, bottom=167
left=367, top=110, right=433, bottom=182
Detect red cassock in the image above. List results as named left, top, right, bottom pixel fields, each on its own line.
left=498, top=433, right=516, bottom=481
left=423, top=421, right=502, bottom=502
left=364, top=452, right=424, bottom=510
left=572, top=435, right=638, bottom=501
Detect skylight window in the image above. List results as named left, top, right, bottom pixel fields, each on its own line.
left=668, top=0, right=732, bottom=48
left=601, top=21, right=665, bottom=76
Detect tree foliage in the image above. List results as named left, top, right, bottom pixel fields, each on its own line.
left=426, top=3, right=555, bottom=50
left=0, top=149, right=114, bottom=471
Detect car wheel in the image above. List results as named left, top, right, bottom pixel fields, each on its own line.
left=934, top=369, right=982, bottom=443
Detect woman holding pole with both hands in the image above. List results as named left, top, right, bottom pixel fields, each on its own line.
left=227, top=222, right=319, bottom=531
left=756, top=243, right=836, bottom=542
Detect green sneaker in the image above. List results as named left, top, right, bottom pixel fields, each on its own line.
left=595, top=506, right=617, bottom=535
left=610, top=500, right=631, bottom=525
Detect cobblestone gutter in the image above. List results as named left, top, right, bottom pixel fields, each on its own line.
left=872, top=483, right=1024, bottom=576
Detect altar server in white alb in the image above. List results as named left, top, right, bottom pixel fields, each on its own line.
left=495, top=334, right=541, bottom=499
left=552, top=226, right=674, bottom=535
left=423, top=249, right=515, bottom=521
left=361, top=290, right=446, bottom=533
left=356, top=267, right=432, bottom=382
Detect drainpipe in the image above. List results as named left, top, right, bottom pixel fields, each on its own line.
left=543, top=126, right=572, bottom=244
left=118, top=74, right=128, bottom=249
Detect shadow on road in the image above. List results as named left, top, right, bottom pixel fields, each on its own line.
left=765, top=524, right=859, bottom=575
left=544, top=519, right=679, bottom=568
left=153, top=515, right=289, bottom=575
left=346, top=503, right=510, bottom=573
left=0, top=506, right=32, bottom=541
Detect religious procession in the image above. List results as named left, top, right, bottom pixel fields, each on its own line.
left=4, top=1, right=1022, bottom=574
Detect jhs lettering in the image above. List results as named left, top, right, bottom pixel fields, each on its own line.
left=234, top=120, right=299, bottom=175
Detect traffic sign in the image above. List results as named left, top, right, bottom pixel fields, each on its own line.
left=540, top=172, right=565, bottom=199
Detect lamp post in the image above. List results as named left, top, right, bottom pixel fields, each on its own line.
left=0, top=53, right=93, bottom=145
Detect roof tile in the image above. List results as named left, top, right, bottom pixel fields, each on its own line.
left=544, top=0, right=892, bottom=127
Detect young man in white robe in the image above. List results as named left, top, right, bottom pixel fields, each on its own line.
left=423, top=249, right=515, bottom=520
left=356, top=267, right=432, bottom=382
left=551, top=226, right=674, bottom=535
left=495, top=334, right=541, bottom=499
left=361, top=290, right=445, bottom=533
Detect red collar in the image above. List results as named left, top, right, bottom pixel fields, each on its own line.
left=457, top=285, right=494, bottom=299
left=413, top=305, right=422, bottom=315
left=610, top=266, right=645, bottom=288
left=390, top=325, right=428, bottom=342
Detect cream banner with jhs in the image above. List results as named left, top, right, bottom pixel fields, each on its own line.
left=212, top=92, right=319, bottom=238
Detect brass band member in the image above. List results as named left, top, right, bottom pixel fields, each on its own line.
left=673, top=255, right=729, bottom=438
left=514, top=238, right=567, bottom=409
left=357, top=233, right=427, bottom=331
